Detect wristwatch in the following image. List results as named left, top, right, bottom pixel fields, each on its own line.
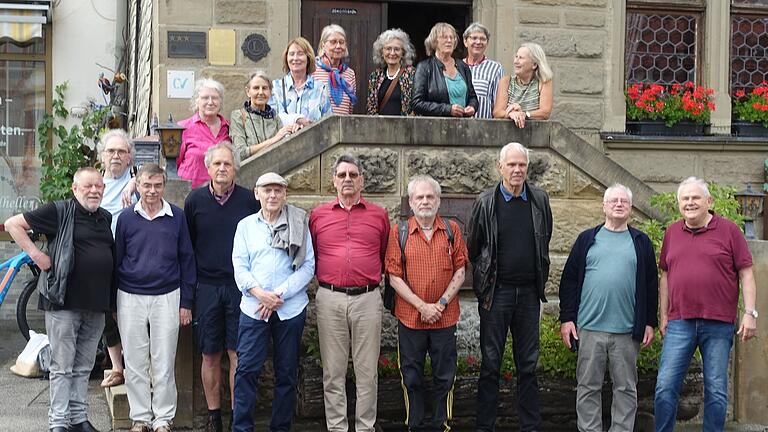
left=438, top=297, right=448, bottom=307
left=745, top=309, right=759, bottom=319
left=525, top=111, right=531, bottom=119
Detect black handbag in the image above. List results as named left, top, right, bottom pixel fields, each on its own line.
left=36, top=199, right=76, bottom=306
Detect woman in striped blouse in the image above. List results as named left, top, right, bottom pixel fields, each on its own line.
left=313, top=24, right=357, bottom=115
left=493, top=42, right=553, bottom=128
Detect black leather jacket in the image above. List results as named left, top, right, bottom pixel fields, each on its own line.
left=467, top=182, right=553, bottom=310
left=411, top=56, right=479, bottom=116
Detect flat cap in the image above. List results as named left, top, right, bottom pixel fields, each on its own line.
left=255, top=172, right=288, bottom=188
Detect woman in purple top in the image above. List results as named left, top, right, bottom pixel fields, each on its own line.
left=178, top=79, right=231, bottom=188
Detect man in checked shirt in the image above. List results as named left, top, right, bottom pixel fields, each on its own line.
left=385, top=175, right=468, bottom=432
left=309, top=154, right=391, bottom=432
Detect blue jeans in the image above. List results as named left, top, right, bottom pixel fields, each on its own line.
left=654, top=319, right=735, bottom=432
left=232, top=309, right=306, bottom=432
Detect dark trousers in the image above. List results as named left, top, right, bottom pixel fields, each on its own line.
left=398, top=322, right=457, bottom=432
left=476, top=284, right=541, bottom=431
left=232, top=309, right=306, bottom=432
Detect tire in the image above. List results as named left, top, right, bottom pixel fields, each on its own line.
left=16, top=273, right=43, bottom=341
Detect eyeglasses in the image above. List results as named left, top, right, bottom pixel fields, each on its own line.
left=326, top=38, right=346, bottom=46
left=467, top=36, right=488, bottom=42
left=438, top=34, right=455, bottom=41
left=605, top=198, right=630, bottom=206
left=335, top=171, right=360, bottom=179
left=383, top=46, right=402, bottom=53
left=104, top=148, right=129, bottom=156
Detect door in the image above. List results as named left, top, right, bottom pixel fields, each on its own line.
left=301, top=1, right=384, bottom=114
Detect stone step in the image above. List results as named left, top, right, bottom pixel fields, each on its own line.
left=102, top=369, right=131, bottom=430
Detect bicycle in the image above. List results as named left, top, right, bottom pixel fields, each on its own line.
left=0, top=232, right=43, bottom=341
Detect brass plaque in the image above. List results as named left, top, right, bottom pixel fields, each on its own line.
left=208, top=28, right=236, bottom=66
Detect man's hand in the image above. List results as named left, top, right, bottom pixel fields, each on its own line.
left=121, top=177, right=137, bottom=208
left=418, top=303, right=442, bottom=324
left=31, top=250, right=51, bottom=271
left=256, top=290, right=284, bottom=310
left=642, top=325, right=654, bottom=348
left=559, top=321, right=578, bottom=349
left=659, top=316, right=668, bottom=337
left=737, top=314, right=757, bottom=341
left=180, top=308, right=192, bottom=326
left=255, top=304, right=274, bottom=321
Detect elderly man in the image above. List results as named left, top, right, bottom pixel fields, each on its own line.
left=468, top=142, right=552, bottom=432
left=184, top=142, right=260, bottom=432
left=6, top=167, right=114, bottom=432
left=654, top=177, right=757, bottom=432
left=97, top=129, right=136, bottom=389
left=115, top=163, right=196, bottom=432
left=309, top=154, right=390, bottom=432
left=559, top=184, right=658, bottom=432
left=463, top=22, right=503, bottom=119
left=231, top=172, right=314, bottom=432
left=385, top=175, right=468, bottom=432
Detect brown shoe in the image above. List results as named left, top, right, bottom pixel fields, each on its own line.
left=129, top=423, right=150, bottom=432
left=100, top=370, right=124, bottom=387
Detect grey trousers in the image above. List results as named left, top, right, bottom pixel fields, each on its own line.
left=46, top=309, right=105, bottom=429
left=576, top=329, right=640, bottom=432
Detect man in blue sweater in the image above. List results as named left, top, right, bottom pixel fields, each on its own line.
left=184, top=143, right=260, bottom=432
left=558, top=184, right=658, bottom=432
left=115, top=163, right=196, bottom=432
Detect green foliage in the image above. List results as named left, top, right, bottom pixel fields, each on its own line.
left=733, top=85, right=768, bottom=128
left=538, top=314, right=578, bottom=379
left=37, top=82, right=110, bottom=202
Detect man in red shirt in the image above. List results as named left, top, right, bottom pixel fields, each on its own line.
left=654, top=176, right=757, bottom=431
left=309, top=154, right=390, bottom=432
left=385, top=175, right=468, bottom=432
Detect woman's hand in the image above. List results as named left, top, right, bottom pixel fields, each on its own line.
left=463, top=106, right=476, bottom=117
left=510, top=110, right=526, bottom=128
left=296, top=117, right=312, bottom=127
left=450, top=104, right=465, bottom=117
left=507, top=102, right=522, bottom=113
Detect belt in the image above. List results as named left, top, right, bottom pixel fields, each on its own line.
left=318, top=282, right=378, bottom=296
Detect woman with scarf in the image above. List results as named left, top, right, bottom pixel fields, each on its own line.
left=313, top=24, right=357, bottom=115
left=230, top=71, right=301, bottom=160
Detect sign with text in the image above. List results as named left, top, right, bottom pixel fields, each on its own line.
left=167, top=31, right=206, bottom=59
left=167, top=70, right=195, bottom=99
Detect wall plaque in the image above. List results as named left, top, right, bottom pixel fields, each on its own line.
left=209, top=29, right=236, bottom=66
left=242, top=33, right=270, bottom=63
left=167, top=31, right=206, bottom=59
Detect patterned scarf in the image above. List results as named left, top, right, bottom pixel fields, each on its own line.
left=243, top=100, right=275, bottom=119
left=317, top=55, right=358, bottom=107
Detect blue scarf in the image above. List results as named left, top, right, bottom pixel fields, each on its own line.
left=317, top=56, right=358, bottom=107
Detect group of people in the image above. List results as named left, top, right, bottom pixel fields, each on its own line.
left=174, top=22, right=554, bottom=187
left=5, top=122, right=758, bottom=432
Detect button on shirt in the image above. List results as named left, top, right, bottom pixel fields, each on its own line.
left=309, top=197, right=390, bottom=287
left=232, top=210, right=315, bottom=321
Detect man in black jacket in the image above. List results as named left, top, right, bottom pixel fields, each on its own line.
left=468, top=142, right=552, bottom=432
left=6, top=167, right=114, bottom=432
left=558, top=184, right=658, bottom=432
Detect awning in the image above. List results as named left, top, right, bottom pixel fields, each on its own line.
left=0, top=1, right=51, bottom=43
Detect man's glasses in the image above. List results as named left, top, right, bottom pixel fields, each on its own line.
left=605, top=198, right=630, bottom=206
left=104, top=148, right=129, bottom=156
left=335, top=171, right=360, bottom=179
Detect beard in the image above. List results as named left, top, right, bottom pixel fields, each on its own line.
left=413, top=208, right=437, bottom=219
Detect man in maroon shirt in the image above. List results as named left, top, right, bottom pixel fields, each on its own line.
left=309, top=154, right=390, bottom=432
left=654, top=176, right=757, bottom=432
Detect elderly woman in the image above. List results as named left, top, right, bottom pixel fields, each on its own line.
left=366, top=28, right=417, bottom=115
left=493, top=42, right=554, bottom=128
left=230, top=71, right=301, bottom=160
left=412, top=22, right=478, bottom=117
left=178, top=78, right=230, bottom=188
left=313, top=24, right=357, bottom=115
left=269, top=37, right=332, bottom=127
left=463, top=22, right=504, bottom=119
left=231, top=172, right=314, bottom=432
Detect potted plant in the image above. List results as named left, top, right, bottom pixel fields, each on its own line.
left=625, top=81, right=715, bottom=136
left=732, top=82, right=768, bottom=137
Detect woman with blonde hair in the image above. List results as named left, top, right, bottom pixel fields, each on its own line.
left=493, top=42, right=554, bottom=128
left=366, top=28, right=417, bottom=115
left=412, top=22, right=478, bottom=117
left=313, top=24, right=357, bottom=114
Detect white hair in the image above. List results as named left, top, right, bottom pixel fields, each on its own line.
left=204, top=142, right=241, bottom=171
left=317, top=24, right=349, bottom=58
left=190, top=78, right=225, bottom=112
left=407, top=175, right=442, bottom=199
left=499, top=142, right=530, bottom=164
left=603, top=184, right=633, bottom=204
left=677, top=176, right=711, bottom=201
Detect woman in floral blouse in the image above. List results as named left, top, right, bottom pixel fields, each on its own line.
left=366, top=28, right=416, bottom=116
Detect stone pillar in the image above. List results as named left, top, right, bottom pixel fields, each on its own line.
left=703, top=0, right=731, bottom=135
left=603, top=0, right=626, bottom=132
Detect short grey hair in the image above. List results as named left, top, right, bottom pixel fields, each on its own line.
left=372, top=28, right=416, bottom=68
left=407, top=175, right=442, bottom=199
left=603, top=183, right=633, bottom=204
left=677, top=176, right=711, bottom=201
left=137, top=163, right=167, bottom=185
left=73, top=166, right=102, bottom=185
left=97, top=128, right=135, bottom=161
left=190, top=78, right=225, bottom=112
left=333, top=154, right=362, bottom=175
left=424, top=22, right=458, bottom=57
left=204, top=142, right=241, bottom=171
left=245, top=70, right=272, bottom=91
left=463, top=22, right=490, bottom=40
left=317, top=24, right=349, bottom=58
left=499, top=142, right=530, bottom=164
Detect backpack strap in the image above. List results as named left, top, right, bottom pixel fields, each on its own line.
left=397, top=219, right=409, bottom=284
left=441, top=216, right=454, bottom=246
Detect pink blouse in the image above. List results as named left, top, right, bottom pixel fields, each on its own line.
left=177, top=113, right=230, bottom=188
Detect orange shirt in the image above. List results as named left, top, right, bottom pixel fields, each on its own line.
left=384, top=216, right=468, bottom=330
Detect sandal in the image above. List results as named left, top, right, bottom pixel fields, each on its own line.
left=100, top=369, right=124, bottom=387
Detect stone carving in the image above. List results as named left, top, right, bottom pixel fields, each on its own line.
left=571, top=168, right=605, bottom=197
left=406, top=150, right=496, bottom=194
left=529, top=151, right=567, bottom=196
left=324, top=148, right=398, bottom=194
left=241, top=33, right=270, bottom=63
left=285, top=159, right=318, bottom=193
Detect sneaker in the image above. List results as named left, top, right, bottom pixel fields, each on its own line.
left=129, top=423, right=150, bottom=432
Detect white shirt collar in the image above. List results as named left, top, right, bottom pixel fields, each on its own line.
left=134, top=198, right=173, bottom=221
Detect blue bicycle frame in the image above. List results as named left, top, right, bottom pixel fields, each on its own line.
left=0, top=251, right=34, bottom=306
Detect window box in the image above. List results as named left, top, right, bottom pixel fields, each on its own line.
left=732, top=121, right=768, bottom=137
left=626, top=120, right=707, bottom=136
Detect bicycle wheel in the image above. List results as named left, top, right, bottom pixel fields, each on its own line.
left=16, top=274, right=45, bottom=340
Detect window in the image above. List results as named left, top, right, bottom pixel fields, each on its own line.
left=731, top=2, right=768, bottom=93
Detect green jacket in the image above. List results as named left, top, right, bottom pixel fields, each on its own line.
left=229, top=106, right=282, bottom=160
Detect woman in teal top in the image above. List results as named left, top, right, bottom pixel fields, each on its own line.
left=493, top=42, right=554, bottom=128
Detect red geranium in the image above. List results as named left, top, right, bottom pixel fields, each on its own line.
left=733, top=82, right=768, bottom=127
left=625, top=82, right=715, bottom=126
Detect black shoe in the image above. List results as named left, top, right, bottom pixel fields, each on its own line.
left=69, top=420, right=100, bottom=432
left=50, top=428, right=67, bottom=432
left=205, top=417, right=223, bottom=432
